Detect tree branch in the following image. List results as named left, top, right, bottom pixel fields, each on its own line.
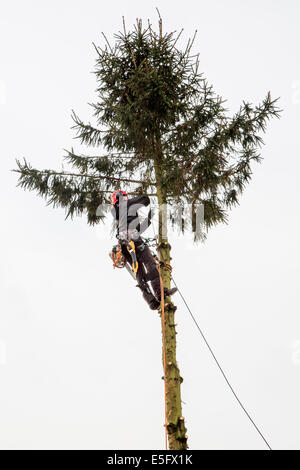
left=13, top=168, right=155, bottom=187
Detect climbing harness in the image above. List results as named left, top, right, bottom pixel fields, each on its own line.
left=125, top=240, right=139, bottom=275
left=118, top=228, right=139, bottom=241
left=109, top=236, right=159, bottom=279
left=109, top=240, right=138, bottom=276
left=141, top=235, right=158, bottom=247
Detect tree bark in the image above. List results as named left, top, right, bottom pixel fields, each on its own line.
left=153, top=141, right=188, bottom=450
left=157, top=239, right=188, bottom=450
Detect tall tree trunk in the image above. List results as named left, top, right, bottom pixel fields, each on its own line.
left=157, top=238, right=188, bottom=450
left=154, top=146, right=188, bottom=450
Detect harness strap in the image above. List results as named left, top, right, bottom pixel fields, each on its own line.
left=125, top=240, right=139, bottom=275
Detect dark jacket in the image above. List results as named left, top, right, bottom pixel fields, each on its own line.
left=111, top=195, right=152, bottom=237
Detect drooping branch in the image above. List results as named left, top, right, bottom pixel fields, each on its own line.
left=14, top=158, right=156, bottom=187
left=63, top=149, right=142, bottom=178
left=13, top=159, right=157, bottom=224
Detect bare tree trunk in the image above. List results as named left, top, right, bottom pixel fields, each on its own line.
left=154, top=146, right=188, bottom=449
left=157, top=237, right=188, bottom=450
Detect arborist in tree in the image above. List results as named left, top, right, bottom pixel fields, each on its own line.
left=110, top=189, right=177, bottom=310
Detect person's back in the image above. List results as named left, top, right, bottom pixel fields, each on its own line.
left=111, top=191, right=151, bottom=238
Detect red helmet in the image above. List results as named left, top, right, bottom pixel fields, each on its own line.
left=110, top=189, right=128, bottom=205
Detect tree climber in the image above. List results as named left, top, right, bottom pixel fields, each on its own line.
left=110, top=189, right=177, bottom=310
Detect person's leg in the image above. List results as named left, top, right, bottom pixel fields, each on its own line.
left=120, top=241, right=132, bottom=266
left=122, top=239, right=159, bottom=310
left=135, top=239, right=162, bottom=300
left=136, top=266, right=160, bottom=310
left=135, top=239, right=178, bottom=301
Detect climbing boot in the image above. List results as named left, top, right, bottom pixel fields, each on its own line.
left=164, top=287, right=178, bottom=298
left=149, top=298, right=161, bottom=310
left=155, top=286, right=178, bottom=301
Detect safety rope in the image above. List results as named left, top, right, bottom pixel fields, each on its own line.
left=170, top=273, right=272, bottom=450
left=156, top=262, right=168, bottom=451
left=150, top=235, right=272, bottom=450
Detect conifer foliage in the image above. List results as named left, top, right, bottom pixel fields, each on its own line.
left=15, top=16, right=279, bottom=232
left=14, top=14, right=280, bottom=449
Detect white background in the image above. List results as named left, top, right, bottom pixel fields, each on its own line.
left=0, top=0, right=299, bottom=450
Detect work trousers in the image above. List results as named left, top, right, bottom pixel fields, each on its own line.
left=121, top=237, right=161, bottom=303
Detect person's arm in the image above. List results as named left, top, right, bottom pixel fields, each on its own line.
left=138, top=206, right=152, bottom=234
left=127, top=195, right=150, bottom=208
left=127, top=195, right=151, bottom=235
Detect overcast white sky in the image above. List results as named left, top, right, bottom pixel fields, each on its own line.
left=0, top=0, right=300, bottom=450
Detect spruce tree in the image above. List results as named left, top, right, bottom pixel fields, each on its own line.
left=14, top=15, right=280, bottom=450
